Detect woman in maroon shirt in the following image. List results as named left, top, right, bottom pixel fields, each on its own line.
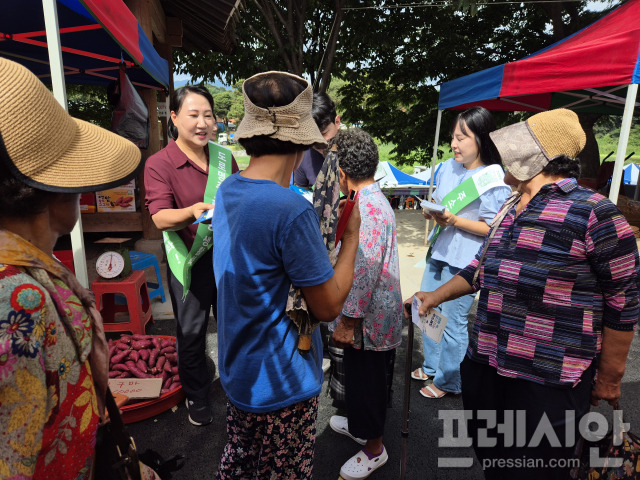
left=145, top=85, right=237, bottom=427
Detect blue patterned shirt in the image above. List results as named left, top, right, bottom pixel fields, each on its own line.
left=458, top=178, right=639, bottom=386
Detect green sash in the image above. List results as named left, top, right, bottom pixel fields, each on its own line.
left=426, top=164, right=507, bottom=260
left=163, top=142, right=233, bottom=297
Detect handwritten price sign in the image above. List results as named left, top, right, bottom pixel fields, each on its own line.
left=108, top=378, right=163, bottom=399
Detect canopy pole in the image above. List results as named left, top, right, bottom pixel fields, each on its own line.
left=43, top=0, right=89, bottom=288
left=429, top=110, right=443, bottom=203
left=608, top=84, right=638, bottom=206
left=425, top=110, right=443, bottom=244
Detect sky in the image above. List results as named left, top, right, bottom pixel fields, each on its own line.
left=173, top=73, right=228, bottom=89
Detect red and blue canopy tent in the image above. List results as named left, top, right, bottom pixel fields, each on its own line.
left=1, top=0, right=170, bottom=286
left=1, top=0, right=170, bottom=90
left=429, top=0, right=640, bottom=204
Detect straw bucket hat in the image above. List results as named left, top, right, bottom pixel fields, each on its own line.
left=489, top=108, right=586, bottom=182
left=235, top=71, right=327, bottom=148
left=0, top=57, right=141, bottom=193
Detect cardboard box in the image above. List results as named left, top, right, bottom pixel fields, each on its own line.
left=96, top=180, right=136, bottom=212
left=80, top=193, right=96, bottom=213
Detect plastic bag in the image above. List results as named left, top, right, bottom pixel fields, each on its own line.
left=109, top=66, right=149, bottom=149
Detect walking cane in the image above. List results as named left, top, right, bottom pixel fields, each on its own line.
left=400, top=305, right=415, bottom=480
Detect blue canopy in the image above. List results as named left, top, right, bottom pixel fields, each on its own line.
left=377, top=161, right=427, bottom=187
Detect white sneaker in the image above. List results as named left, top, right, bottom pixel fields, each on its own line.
left=340, top=446, right=388, bottom=480
left=329, top=415, right=366, bottom=445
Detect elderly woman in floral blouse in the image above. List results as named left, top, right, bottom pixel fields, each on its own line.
left=0, top=58, right=144, bottom=479
left=329, top=128, right=403, bottom=480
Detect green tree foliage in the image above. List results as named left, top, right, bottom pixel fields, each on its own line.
left=337, top=1, right=610, bottom=166
left=227, top=79, right=245, bottom=122
left=228, top=102, right=245, bottom=122
left=213, top=91, right=234, bottom=119
left=175, top=0, right=347, bottom=92
left=66, top=84, right=112, bottom=129
left=174, top=0, right=619, bottom=167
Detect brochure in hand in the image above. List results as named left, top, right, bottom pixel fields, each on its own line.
left=420, top=200, right=446, bottom=215
left=193, top=205, right=215, bottom=224
left=411, top=295, right=448, bottom=343
left=289, top=184, right=314, bottom=203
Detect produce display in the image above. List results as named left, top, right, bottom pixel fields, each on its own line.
left=108, top=334, right=181, bottom=395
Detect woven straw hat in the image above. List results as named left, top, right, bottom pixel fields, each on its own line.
left=0, top=57, right=141, bottom=193
left=235, top=71, right=327, bottom=148
left=490, top=108, right=586, bottom=181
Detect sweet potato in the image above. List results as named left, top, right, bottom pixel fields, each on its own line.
left=165, top=353, right=177, bottom=364
left=139, top=349, right=150, bottom=362
left=115, top=342, right=130, bottom=351
left=129, top=365, right=152, bottom=379
left=112, top=364, right=129, bottom=372
left=109, top=371, right=122, bottom=378
left=160, top=346, right=176, bottom=355
left=162, top=376, right=173, bottom=390
left=131, top=340, right=152, bottom=350
left=136, top=360, right=148, bottom=373
left=148, top=348, right=159, bottom=368
left=129, top=350, right=140, bottom=362
left=155, top=356, right=166, bottom=371
left=132, top=334, right=152, bottom=341
left=111, top=350, right=129, bottom=365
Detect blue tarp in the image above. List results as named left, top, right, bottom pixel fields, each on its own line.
left=624, top=163, right=639, bottom=185
left=377, top=161, right=427, bottom=186
left=388, top=163, right=426, bottom=185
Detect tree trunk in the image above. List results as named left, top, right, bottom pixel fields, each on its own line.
left=577, top=113, right=602, bottom=178
left=317, top=0, right=346, bottom=93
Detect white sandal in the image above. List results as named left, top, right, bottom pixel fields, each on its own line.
left=410, top=368, right=431, bottom=381
left=339, top=447, right=388, bottom=480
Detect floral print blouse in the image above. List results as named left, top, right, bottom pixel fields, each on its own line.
left=340, top=183, right=403, bottom=351
left=0, top=232, right=100, bottom=479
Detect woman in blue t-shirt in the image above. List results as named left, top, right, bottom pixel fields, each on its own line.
left=412, top=106, right=511, bottom=399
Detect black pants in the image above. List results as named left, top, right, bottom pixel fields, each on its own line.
left=460, top=356, right=594, bottom=480
left=167, top=249, right=215, bottom=402
left=345, top=348, right=396, bottom=440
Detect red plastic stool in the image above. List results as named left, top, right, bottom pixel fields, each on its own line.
left=91, top=270, right=154, bottom=335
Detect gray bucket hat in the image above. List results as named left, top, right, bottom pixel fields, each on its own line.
left=489, top=108, right=586, bottom=182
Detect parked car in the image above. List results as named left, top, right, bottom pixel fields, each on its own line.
left=218, top=133, right=229, bottom=145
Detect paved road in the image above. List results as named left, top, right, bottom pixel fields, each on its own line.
left=126, top=317, right=640, bottom=480
left=121, top=210, right=640, bottom=479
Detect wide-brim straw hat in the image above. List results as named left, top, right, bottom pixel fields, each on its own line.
left=489, top=108, right=585, bottom=182
left=0, top=57, right=141, bottom=193
left=235, top=71, right=327, bottom=148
